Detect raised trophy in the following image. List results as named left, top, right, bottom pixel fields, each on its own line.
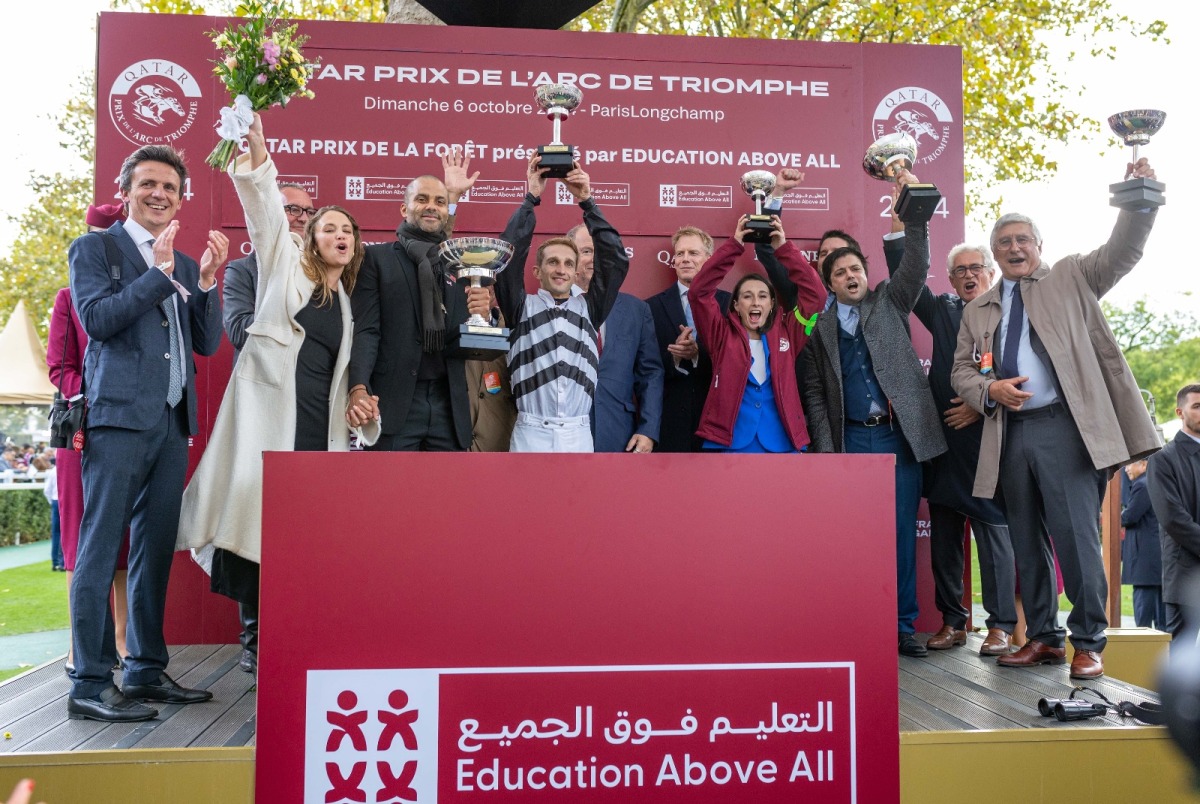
left=1108, top=109, right=1166, bottom=210
left=535, top=83, right=583, bottom=179
left=863, top=132, right=942, bottom=223
left=439, top=236, right=515, bottom=360
left=739, top=170, right=777, bottom=244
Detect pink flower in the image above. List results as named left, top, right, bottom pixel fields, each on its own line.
left=262, top=40, right=281, bottom=67
left=256, top=73, right=268, bottom=85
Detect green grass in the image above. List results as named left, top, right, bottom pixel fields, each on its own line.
left=0, top=667, right=29, bottom=683
left=968, top=543, right=1134, bottom=619
left=0, top=560, right=69, bottom=637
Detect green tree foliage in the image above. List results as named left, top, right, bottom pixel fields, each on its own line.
left=1104, top=298, right=1200, bottom=423
left=112, top=0, right=388, bottom=21
left=0, top=85, right=95, bottom=341
left=570, top=1, right=1166, bottom=220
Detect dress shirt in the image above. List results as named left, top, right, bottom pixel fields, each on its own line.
left=998, top=277, right=1058, bottom=410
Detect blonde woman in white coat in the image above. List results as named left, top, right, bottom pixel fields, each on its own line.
left=177, top=113, right=378, bottom=638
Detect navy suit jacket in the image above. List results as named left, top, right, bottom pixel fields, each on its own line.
left=646, top=283, right=730, bottom=452
left=593, top=292, right=664, bottom=452
left=68, top=220, right=222, bottom=434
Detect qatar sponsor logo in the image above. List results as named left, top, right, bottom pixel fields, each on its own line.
left=108, top=59, right=201, bottom=146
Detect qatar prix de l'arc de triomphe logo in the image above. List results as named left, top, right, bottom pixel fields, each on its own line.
left=871, top=86, right=954, bottom=166
left=109, top=59, right=202, bottom=147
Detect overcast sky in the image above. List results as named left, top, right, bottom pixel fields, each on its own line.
left=1, top=0, right=1188, bottom=316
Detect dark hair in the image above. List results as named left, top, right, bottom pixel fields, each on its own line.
left=820, top=246, right=869, bottom=289
left=536, top=237, right=580, bottom=267
left=729, top=273, right=778, bottom=332
left=819, top=229, right=860, bottom=255
left=117, top=145, right=188, bottom=194
left=1178, top=384, right=1200, bottom=409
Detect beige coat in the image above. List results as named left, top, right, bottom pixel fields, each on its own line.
left=177, top=156, right=377, bottom=563
left=952, top=210, right=1162, bottom=499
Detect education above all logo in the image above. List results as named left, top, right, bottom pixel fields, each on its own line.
left=109, top=59, right=202, bottom=147
left=871, top=86, right=954, bottom=166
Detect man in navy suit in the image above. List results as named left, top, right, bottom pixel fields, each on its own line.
left=646, top=227, right=729, bottom=452
left=569, top=225, right=663, bottom=453
left=67, top=144, right=226, bottom=722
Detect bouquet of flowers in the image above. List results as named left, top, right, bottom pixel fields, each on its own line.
left=204, top=1, right=319, bottom=170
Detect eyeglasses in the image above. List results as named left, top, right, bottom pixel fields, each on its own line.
left=283, top=204, right=318, bottom=218
left=995, top=234, right=1036, bottom=249
left=950, top=264, right=988, bottom=278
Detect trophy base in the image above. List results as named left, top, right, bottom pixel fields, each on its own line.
left=537, top=144, right=575, bottom=179
left=1109, top=177, right=1165, bottom=210
left=742, top=214, right=776, bottom=244
left=895, top=183, right=942, bottom=223
left=444, top=324, right=511, bottom=362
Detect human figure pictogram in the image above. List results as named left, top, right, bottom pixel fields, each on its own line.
left=376, top=759, right=418, bottom=802
left=327, top=690, right=369, bottom=752
left=377, top=689, right=419, bottom=751
left=325, top=760, right=368, bottom=803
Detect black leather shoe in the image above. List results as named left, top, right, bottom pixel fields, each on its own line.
left=899, top=633, right=928, bottom=658
left=121, top=672, right=213, bottom=704
left=68, top=685, right=158, bottom=722
left=238, top=648, right=257, bottom=675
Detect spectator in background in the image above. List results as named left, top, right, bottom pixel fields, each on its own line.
left=1122, top=458, right=1165, bottom=630
left=37, top=454, right=62, bottom=571
left=47, top=203, right=132, bottom=668
left=1149, top=384, right=1200, bottom=642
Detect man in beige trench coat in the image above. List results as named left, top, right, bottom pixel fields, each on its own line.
left=951, top=157, right=1163, bottom=680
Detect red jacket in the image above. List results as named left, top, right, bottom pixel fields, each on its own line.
left=689, top=239, right=825, bottom=449
left=47, top=287, right=87, bottom=398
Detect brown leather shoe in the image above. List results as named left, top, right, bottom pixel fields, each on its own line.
left=996, top=639, right=1065, bottom=667
left=1070, top=649, right=1104, bottom=679
left=979, top=628, right=1013, bottom=656
left=926, top=624, right=967, bottom=650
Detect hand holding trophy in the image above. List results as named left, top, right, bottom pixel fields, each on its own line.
left=438, top=237, right=515, bottom=360
left=863, top=133, right=942, bottom=223
left=738, top=170, right=777, bottom=244
left=535, top=83, right=582, bottom=179
left=1108, top=109, right=1166, bottom=209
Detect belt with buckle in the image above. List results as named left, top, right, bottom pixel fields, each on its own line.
left=853, top=414, right=891, bottom=427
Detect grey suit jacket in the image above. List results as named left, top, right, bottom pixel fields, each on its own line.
left=68, top=221, right=222, bottom=434
left=800, top=221, right=946, bottom=463
left=222, top=252, right=259, bottom=358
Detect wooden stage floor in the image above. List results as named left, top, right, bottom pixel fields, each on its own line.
left=900, top=631, right=1161, bottom=732
left=0, top=633, right=1163, bottom=754
left=0, top=644, right=256, bottom=754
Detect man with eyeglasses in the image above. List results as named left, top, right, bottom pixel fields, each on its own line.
left=883, top=229, right=1018, bottom=657
left=223, top=182, right=315, bottom=360
left=218, top=181, right=313, bottom=675
left=952, top=157, right=1163, bottom=680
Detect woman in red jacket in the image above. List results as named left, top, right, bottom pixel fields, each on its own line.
left=689, top=215, right=825, bottom=452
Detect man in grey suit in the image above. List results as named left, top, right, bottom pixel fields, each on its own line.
left=952, top=158, right=1161, bottom=679
left=67, top=144, right=226, bottom=721
left=569, top=225, right=663, bottom=453
left=1149, top=384, right=1200, bottom=642
left=800, top=169, right=947, bottom=658
left=220, top=182, right=313, bottom=676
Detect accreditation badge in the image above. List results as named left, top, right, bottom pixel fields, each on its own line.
left=484, top=371, right=503, bottom=395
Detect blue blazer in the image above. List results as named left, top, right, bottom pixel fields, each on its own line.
left=592, top=293, right=664, bottom=452
left=68, top=220, right=222, bottom=434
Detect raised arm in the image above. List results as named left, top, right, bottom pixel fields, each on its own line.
left=688, top=218, right=747, bottom=343
left=495, top=156, right=544, bottom=331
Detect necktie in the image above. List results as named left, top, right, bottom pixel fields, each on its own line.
left=163, top=298, right=183, bottom=407
left=1001, top=283, right=1024, bottom=388
left=682, top=291, right=698, bottom=345
left=844, top=306, right=859, bottom=335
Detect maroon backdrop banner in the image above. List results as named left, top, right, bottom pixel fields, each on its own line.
left=92, top=13, right=964, bottom=641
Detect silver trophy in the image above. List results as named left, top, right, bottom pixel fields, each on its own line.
left=535, top=83, right=583, bottom=179
left=740, top=170, right=778, bottom=244
left=863, top=132, right=941, bottom=223
left=1108, top=109, right=1166, bottom=209
left=439, top=236, right=515, bottom=360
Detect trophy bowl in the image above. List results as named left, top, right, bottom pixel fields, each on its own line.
left=863, top=132, right=918, bottom=181
left=438, top=237, right=515, bottom=290
left=740, top=170, right=777, bottom=199
left=535, top=83, right=583, bottom=116
left=1108, top=109, right=1166, bottom=147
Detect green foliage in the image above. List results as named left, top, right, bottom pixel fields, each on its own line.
left=570, top=1, right=1167, bottom=222
left=0, top=560, right=70, bottom=637
left=0, top=490, right=51, bottom=547
left=1104, top=298, right=1200, bottom=423
left=112, top=0, right=388, bottom=22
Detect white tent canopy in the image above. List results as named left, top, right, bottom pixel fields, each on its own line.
left=0, top=300, right=56, bottom=405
